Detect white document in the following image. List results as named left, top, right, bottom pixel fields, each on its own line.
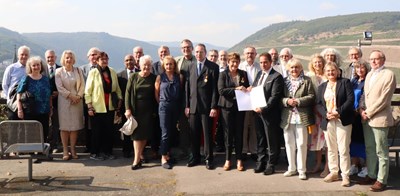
left=235, top=86, right=267, bottom=111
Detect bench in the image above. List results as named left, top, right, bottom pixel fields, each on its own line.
left=0, top=120, right=50, bottom=181
left=389, top=123, right=400, bottom=167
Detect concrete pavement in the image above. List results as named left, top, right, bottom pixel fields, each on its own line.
left=0, top=148, right=399, bottom=195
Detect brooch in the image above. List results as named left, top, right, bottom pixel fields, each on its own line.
left=204, top=74, right=208, bottom=83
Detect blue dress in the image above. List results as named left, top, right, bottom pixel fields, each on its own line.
left=17, top=75, right=51, bottom=114
left=350, top=78, right=366, bottom=159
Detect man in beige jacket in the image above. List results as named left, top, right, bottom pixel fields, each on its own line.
left=361, top=50, right=396, bottom=192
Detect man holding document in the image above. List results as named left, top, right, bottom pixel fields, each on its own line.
left=248, top=52, right=284, bottom=175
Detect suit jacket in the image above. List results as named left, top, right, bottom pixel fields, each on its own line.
left=364, top=67, right=396, bottom=127
left=151, top=61, right=163, bottom=75
left=252, top=68, right=284, bottom=124
left=117, top=69, right=130, bottom=111
left=80, top=63, right=96, bottom=81
left=316, top=78, right=354, bottom=130
left=341, top=63, right=354, bottom=79
left=280, top=76, right=315, bottom=129
left=273, top=64, right=288, bottom=78
left=186, top=59, right=219, bottom=114
left=218, top=69, right=249, bottom=109
left=43, top=64, right=61, bottom=92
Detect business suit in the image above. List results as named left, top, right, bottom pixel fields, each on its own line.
left=80, top=63, right=97, bottom=151
left=316, top=77, right=354, bottom=178
left=43, top=63, right=61, bottom=151
left=273, top=64, right=288, bottom=78
left=218, top=69, right=249, bottom=161
left=239, top=61, right=261, bottom=155
left=117, top=69, right=134, bottom=157
left=363, top=67, right=396, bottom=185
left=151, top=61, right=163, bottom=75
left=186, top=59, right=219, bottom=164
left=341, top=63, right=354, bottom=80
left=253, top=68, right=284, bottom=169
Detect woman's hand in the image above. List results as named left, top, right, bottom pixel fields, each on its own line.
left=287, top=98, right=298, bottom=107
left=125, top=109, right=132, bottom=119
left=17, top=110, right=24, bottom=119
left=88, top=107, right=95, bottom=116
left=235, top=85, right=247, bottom=91
left=70, top=95, right=81, bottom=105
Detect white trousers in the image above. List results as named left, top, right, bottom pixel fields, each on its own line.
left=283, top=124, right=308, bottom=173
left=325, top=119, right=352, bottom=177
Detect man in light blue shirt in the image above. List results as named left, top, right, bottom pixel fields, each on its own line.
left=2, top=45, right=30, bottom=119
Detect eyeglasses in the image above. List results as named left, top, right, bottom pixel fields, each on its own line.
left=369, top=57, right=382, bottom=61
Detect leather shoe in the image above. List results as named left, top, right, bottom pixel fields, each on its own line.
left=370, top=181, right=387, bottom=192
left=254, top=162, right=266, bottom=173
left=162, top=162, right=172, bottom=169
left=264, top=165, right=275, bottom=175
left=250, top=154, right=258, bottom=162
left=359, top=176, right=377, bottom=185
left=186, top=160, right=200, bottom=167
left=131, top=162, right=142, bottom=170
left=205, top=160, right=214, bottom=170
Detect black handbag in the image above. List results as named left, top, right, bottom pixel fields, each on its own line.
left=7, top=77, right=36, bottom=114
left=20, top=90, right=36, bottom=114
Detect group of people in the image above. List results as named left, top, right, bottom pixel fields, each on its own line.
left=1, top=39, right=396, bottom=192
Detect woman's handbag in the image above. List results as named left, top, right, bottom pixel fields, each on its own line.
left=7, top=77, right=36, bottom=114
left=119, top=116, right=138, bottom=140
left=19, top=90, right=36, bottom=114
left=7, top=84, right=19, bottom=112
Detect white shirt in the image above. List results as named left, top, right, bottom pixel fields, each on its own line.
left=48, top=64, right=56, bottom=76
left=369, top=65, right=385, bottom=88
left=258, top=67, right=273, bottom=86
left=126, top=69, right=135, bottom=80
left=239, top=61, right=259, bottom=85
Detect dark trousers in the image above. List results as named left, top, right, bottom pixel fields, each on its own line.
left=90, top=111, right=114, bottom=155
left=7, top=108, right=20, bottom=120
left=83, top=106, right=92, bottom=151
left=221, top=107, right=244, bottom=160
left=255, top=114, right=282, bottom=166
left=48, top=107, right=60, bottom=149
left=159, top=101, right=179, bottom=155
left=215, top=109, right=225, bottom=147
left=178, top=107, right=190, bottom=151
left=150, top=114, right=161, bottom=154
left=189, top=113, right=213, bottom=162
left=25, top=113, right=50, bottom=143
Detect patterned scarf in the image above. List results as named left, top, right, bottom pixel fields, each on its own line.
left=284, top=71, right=304, bottom=97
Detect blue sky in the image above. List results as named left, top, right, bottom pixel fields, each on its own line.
left=0, top=0, right=399, bottom=47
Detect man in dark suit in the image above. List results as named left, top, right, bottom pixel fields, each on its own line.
left=117, top=54, right=136, bottom=158
left=43, top=50, right=62, bottom=153
left=252, top=52, right=284, bottom=175
left=185, top=43, right=219, bottom=169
